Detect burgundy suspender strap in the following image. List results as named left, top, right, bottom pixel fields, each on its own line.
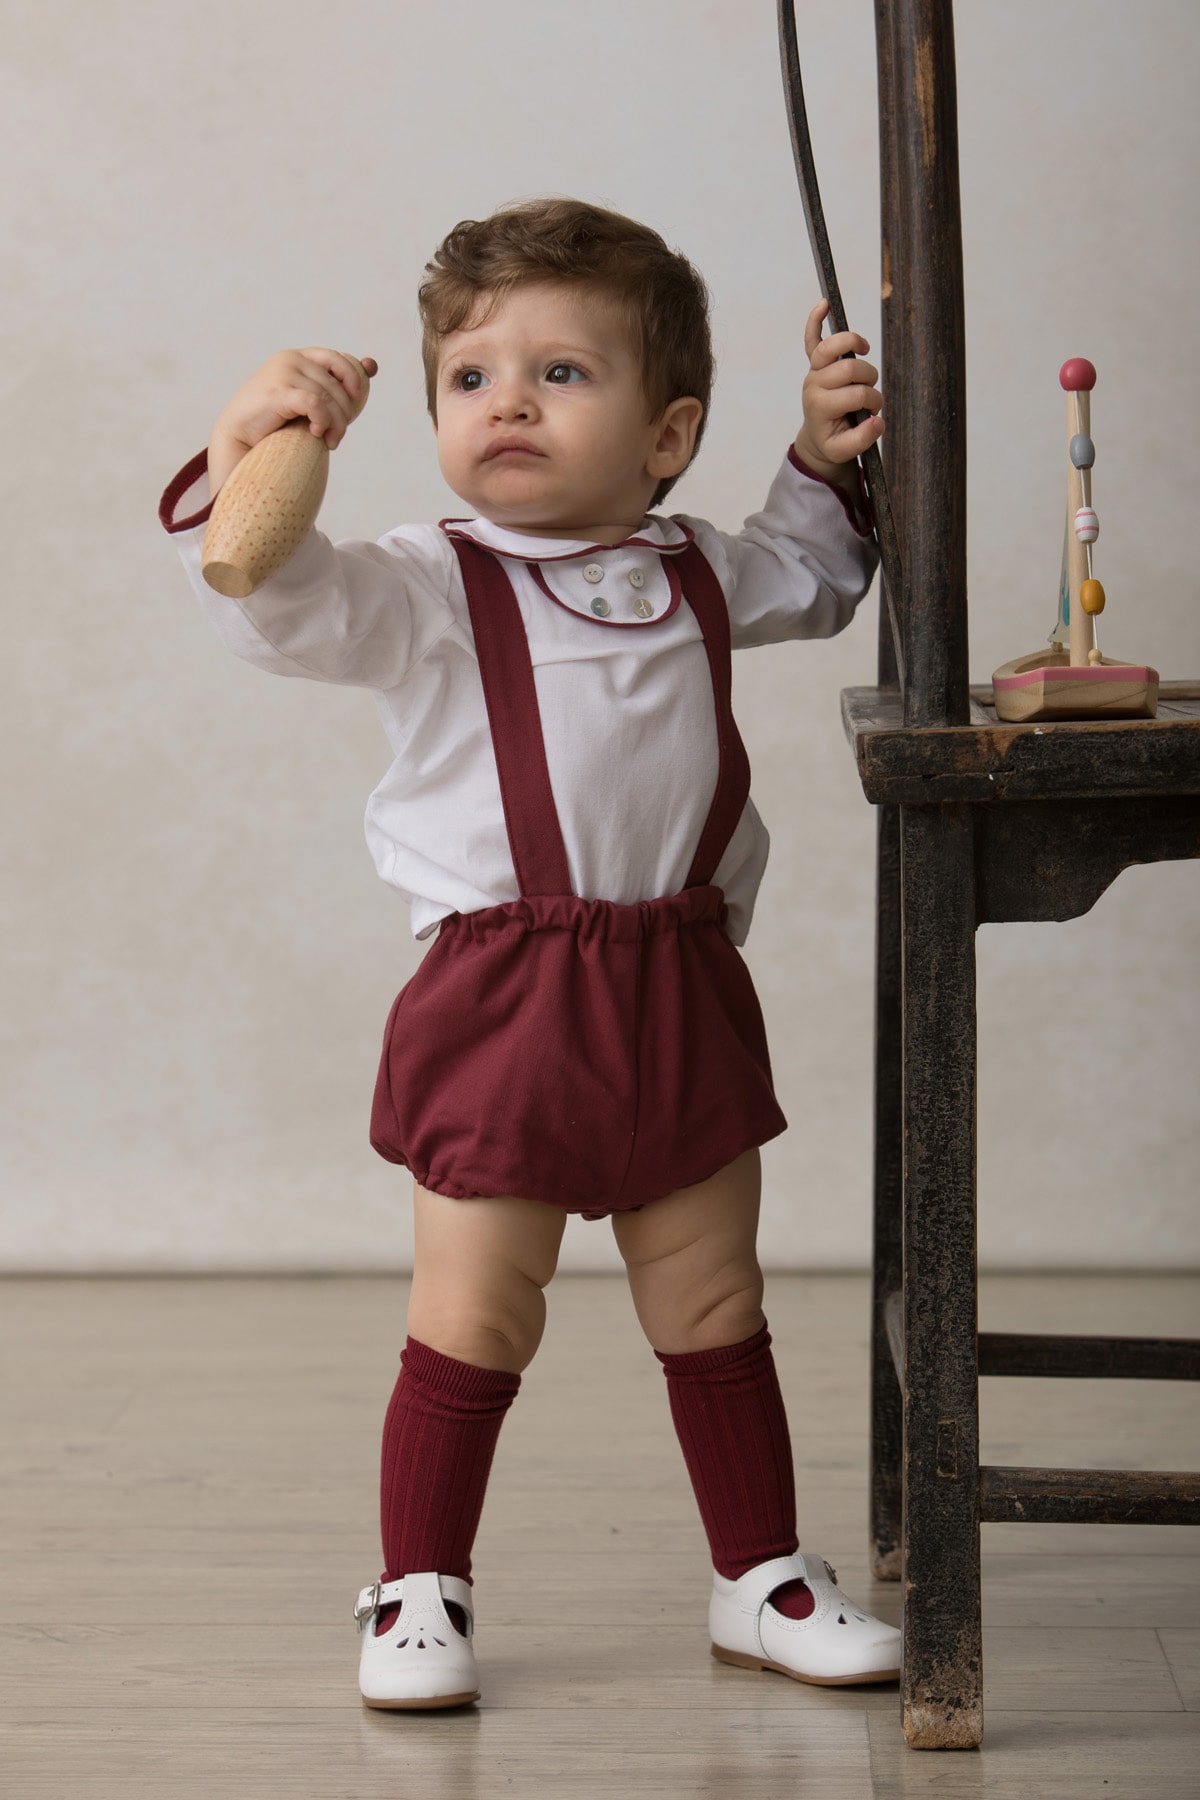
left=451, top=537, right=573, bottom=899
left=450, top=532, right=750, bottom=901
left=674, top=543, right=752, bottom=889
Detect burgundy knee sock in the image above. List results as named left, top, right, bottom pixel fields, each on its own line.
left=377, top=1336, right=521, bottom=1633
left=655, top=1321, right=815, bottom=1620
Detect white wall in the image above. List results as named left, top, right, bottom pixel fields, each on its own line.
left=3, top=1, right=1197, bottom=1271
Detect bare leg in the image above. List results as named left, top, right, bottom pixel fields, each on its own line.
left=611, top=1148, right=765, bottom=1354
left=407, top=1183, right=568, bottom=1372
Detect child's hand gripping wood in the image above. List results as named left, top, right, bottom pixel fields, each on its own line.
left=202, top=348, right=377, bottom=598
left=791, top=299, right=883, bottom=495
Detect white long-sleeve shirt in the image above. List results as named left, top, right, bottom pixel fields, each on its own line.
left=163, top=448, right=877, bottom=944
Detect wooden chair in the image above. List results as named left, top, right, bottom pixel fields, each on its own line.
left=786, top=0, right=1200, bottom=1749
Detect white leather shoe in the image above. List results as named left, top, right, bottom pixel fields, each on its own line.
left=355, top=1571, right=480, bottom=1710
left=710, top=1550, right=901, bottom=1686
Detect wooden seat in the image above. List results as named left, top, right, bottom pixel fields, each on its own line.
left=840, top=0, right=1200, bottom=1751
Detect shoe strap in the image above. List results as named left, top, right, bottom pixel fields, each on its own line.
left=354, top=1571, right=474, bottom=1630
left=795, top=1549, right=840, bottom=1592
left=727, top=1551, right=838, bottom=1615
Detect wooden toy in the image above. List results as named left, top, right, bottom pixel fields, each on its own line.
left=202, top=355, right=372, bottom=598
left=991, top=359, right=1158, bottom=722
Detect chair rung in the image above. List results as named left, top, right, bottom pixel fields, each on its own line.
left=979, top=1465, right=1200, bottom=1525
left=878, top=1304, right=1200, bottom=1383
left=979, top=1332, right=1200, bottom=1380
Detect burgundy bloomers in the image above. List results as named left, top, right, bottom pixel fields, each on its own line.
left=369, top=534, right=786, bottom=1218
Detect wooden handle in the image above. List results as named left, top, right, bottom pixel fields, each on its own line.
left=202, top=355, right=371, bottom=598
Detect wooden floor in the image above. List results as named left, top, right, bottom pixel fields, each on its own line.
left=1, top=1272, right=1197, bottom=1799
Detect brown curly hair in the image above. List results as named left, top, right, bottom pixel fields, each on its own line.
left=419, top=198, right=713, bottom=508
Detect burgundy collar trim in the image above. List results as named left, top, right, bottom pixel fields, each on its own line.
left=439, top=516, right=695, bottom=562
left=527, top=558, right=683, bottom=628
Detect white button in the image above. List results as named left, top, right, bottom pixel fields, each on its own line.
left=590, top=596, right=611, bottom=617
left=583, top=563, right=604, bottom=583
left=633, top=597, right=654, bottom=619
left=628, top=568, right=646, bottom=589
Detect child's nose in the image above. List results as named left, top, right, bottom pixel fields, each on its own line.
left=490, top=378, right=537, bottom=422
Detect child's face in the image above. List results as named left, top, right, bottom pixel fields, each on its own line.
left=433, top=283, right=698, bottom=543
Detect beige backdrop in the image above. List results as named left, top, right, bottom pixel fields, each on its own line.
left=3, top=1, right=1197, bottom=1271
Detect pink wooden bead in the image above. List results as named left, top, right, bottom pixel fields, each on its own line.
left=1060, top=357, right=1098, bottom=392
left=1074, top=506, right=1099, bottom=543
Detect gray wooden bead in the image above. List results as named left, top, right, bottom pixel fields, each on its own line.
left=1069, top=432, right=1095, bottom=469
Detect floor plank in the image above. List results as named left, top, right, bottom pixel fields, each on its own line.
left=1158, top=1628, right=1200, bottom=1710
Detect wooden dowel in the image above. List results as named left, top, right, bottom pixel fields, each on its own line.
left=1066, top=387, right=1095, bottom=667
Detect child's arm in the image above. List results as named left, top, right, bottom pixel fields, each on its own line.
left=161, top=349, right=456, bottom=692
left=673, top=299, right=884, bottom=645
left=791, top=299, right=884, bottom=499
left=208, top=347, right=377, bottom=496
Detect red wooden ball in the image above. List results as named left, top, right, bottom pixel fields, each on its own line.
left=1060, top=357, right=1097, bottom=392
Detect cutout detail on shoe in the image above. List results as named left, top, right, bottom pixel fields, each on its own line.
left=767, top=1577, right=816, bottom=1622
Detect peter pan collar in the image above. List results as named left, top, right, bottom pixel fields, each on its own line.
left=439, top=513, right=695, bottom=562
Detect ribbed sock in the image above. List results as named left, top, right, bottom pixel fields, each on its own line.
left=377, top=1336, right=521, bottom=1634
left=655, top=1321, right=815, bottom=1620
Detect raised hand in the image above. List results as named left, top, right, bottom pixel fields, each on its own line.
left=209, top=348, right=378, bottom=494
left=792, top=299, right=883, bottom=484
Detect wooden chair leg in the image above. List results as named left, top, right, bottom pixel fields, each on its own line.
left=870, top=802, right=903, bottom=1579
left=900, top=803, right=983, bottom=1749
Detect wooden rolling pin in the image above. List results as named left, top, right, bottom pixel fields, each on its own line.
left=202, top=354, right=372, bottom=598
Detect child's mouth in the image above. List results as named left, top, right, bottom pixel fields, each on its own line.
left=484, top=439, right=545, bottom=461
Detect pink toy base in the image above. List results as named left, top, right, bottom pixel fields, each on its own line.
left=990, top=651, right=1159, bottom=722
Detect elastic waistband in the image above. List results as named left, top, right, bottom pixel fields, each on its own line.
left=438, top=886, right=728, bottom=947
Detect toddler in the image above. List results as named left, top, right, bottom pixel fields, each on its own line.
left=159, top=199, right=899, bottom=1709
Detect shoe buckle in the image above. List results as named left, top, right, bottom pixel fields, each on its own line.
left=823, top=1560, right=837, bottom=1584
left=354, top=1581, right=382, bottom=1633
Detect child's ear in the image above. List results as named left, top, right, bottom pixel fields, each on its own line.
left=648, top=397, right=703, bottom=479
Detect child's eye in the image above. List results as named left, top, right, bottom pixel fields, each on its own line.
left=545, top=363, right=585, bottom=385
left=450, top=367, right=489, bottom=392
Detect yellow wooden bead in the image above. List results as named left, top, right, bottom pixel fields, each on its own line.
left=1080, top=578, right=1106, bottom=615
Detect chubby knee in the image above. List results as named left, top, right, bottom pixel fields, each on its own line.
left=408, top=1279, right=548, bottom=1374
left=635, top=1273, right=766, bottom=1358
left=408, top=1187, right=564, bottom=1373
left=611, top=1151, right=765, bottom=1356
